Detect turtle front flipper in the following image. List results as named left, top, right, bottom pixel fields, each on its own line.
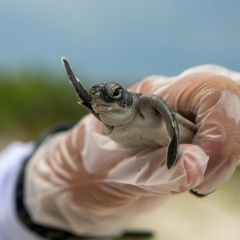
left=138, top=94, right=179, bottom=169
left=61, top=57, right=100, bottom=120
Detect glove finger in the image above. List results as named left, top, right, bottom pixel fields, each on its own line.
left=105, top=144, right=208, bottom=196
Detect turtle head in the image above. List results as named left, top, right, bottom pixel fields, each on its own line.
left=89, top=82, right=137, bottom=126
left=61, top=58, right=137, bottom=125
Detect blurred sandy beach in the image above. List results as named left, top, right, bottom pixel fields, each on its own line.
left=129, top=168, right=240, bottom=240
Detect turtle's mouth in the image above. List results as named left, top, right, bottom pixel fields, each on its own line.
left=92, top=103, right=113, bottom=113
left=91, top=98, right=122, bottom=114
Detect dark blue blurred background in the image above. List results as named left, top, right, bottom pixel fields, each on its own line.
left=1, top=0, right=240, bottom=83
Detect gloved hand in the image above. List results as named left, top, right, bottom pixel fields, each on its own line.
left=132, top=65, right=240, bottom=195
left=25, top=65, right=240, bottom=237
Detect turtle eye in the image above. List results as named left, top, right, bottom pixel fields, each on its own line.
left=111, top=87, right=122, bottom=99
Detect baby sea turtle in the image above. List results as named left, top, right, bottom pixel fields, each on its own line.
left=62, top=57, right=197, bottom=169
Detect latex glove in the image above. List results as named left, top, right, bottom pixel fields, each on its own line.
left=130, top=64, right=240, bottom=195
left=25, top=65, right=240, bottom=237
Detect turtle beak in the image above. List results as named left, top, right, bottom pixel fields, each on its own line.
left=89, top=86, right=102, bottom=105
left=89, top=85, right=102, bottom=96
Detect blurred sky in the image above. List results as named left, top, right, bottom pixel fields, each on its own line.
left=1, top=0, right=240, bottom=83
